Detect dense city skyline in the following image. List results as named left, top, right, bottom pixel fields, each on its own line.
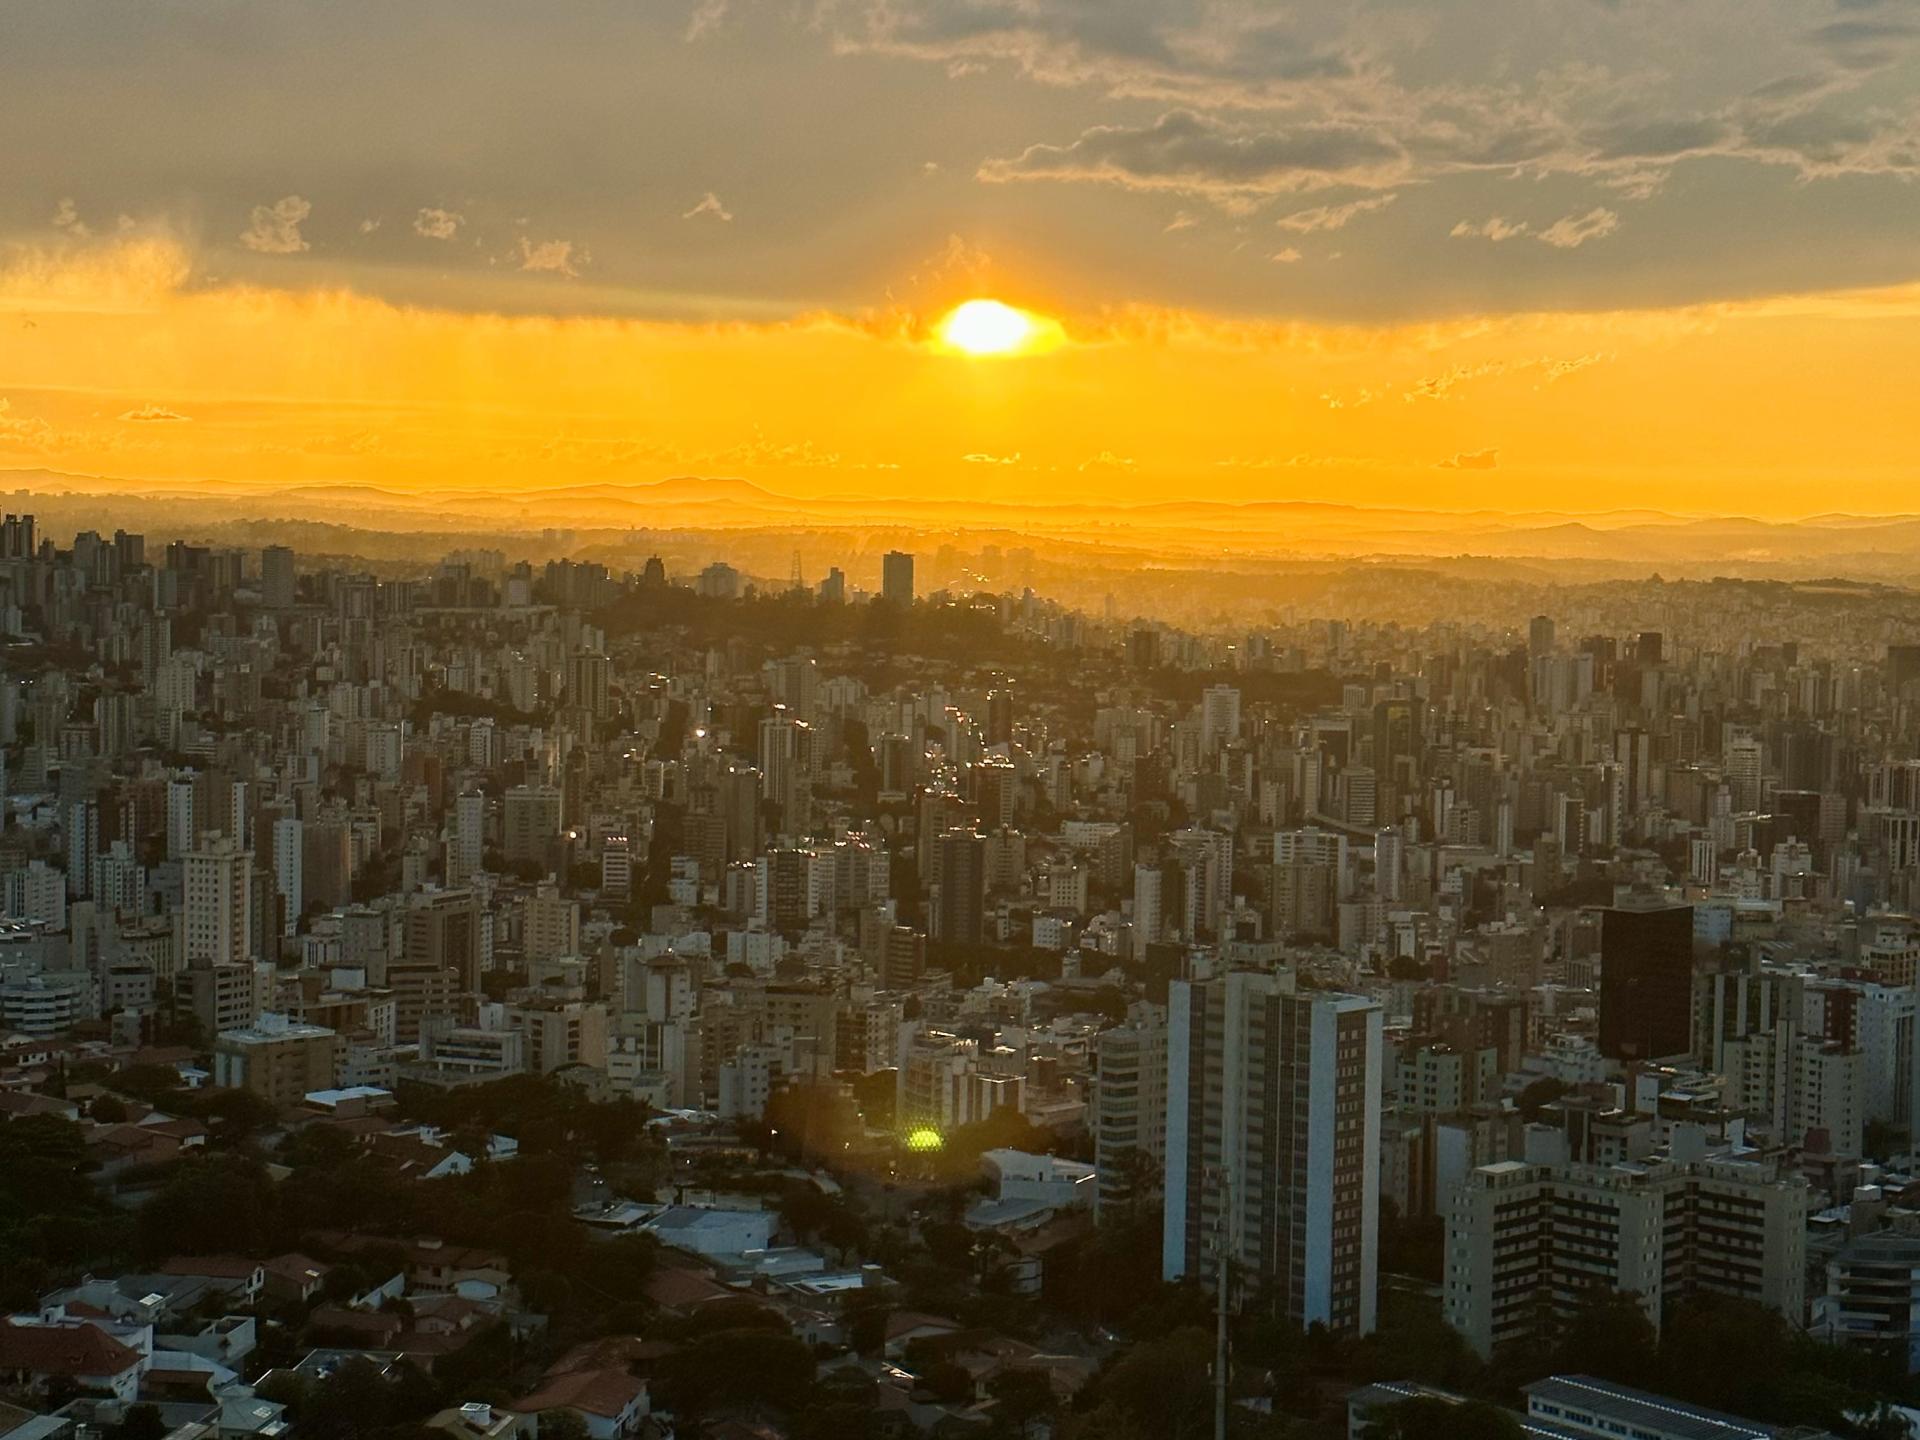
left=10, top=6, right=1920, bottom=1439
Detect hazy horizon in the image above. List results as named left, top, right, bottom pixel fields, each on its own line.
left=7, top=1, right=1920, bottom=520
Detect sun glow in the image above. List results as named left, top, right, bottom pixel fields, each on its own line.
left=938, top=298, right=1039, bottom=356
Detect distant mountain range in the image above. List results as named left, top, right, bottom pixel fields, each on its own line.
left=7, top=468, right=1920, bottom=581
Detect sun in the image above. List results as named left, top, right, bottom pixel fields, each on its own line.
left=939, top=299, right=1038, bottom=356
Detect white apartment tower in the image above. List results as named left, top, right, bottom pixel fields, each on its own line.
left=185, top=837, right=252, bottom=968
left=1163, top=970, right=1383, bottom=1335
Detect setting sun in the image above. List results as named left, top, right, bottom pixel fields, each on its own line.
left=938, top=298, right=1038, bottom=356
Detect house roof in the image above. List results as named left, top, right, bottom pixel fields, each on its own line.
left=885, top=1311, right=961, bottom=1342
left=514, top=1366, right=646, bottom=1419
left=545, top=1334, right=660, bottom=1377
left=158, top=1255, right=260, bottom=1281
left=0, top=1322, right=142, bottom=1378
left=265, top=1253, right=331, bottom=1285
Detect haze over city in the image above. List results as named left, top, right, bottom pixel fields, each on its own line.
left=11, top=7, right=1920, bottom=1440
left=7, top=0, right=1920, bottom=526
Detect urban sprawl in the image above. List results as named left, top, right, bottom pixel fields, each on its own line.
left=1, top=513, right=1919, bottom=1439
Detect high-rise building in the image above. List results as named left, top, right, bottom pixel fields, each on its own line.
left=261, top=545, right=296, bottom=608
left=1092, top=1004, right=1167, bottom=1220
left=523, top=883, right=581, bottom=961
left=448, top=790, right=485, bottom=885
left=933, top=828, right=986, bottom=947
left=1163, top=971, right=1383, bottom=1336
left=881, top=925, right=926, bottom=990
left=66, top=798, right=98, bottom=899
left=1199, top=684, right=1240, bottom=756
left=272, top=816, right=303, bottom=935
left=1529, top=614, right=1556, bottom=657
left=404, top=887, right=487, bottom=992
left=502, top=784, right=562, bottom=866
left=1445, top=1140, right=1807, bottom=1357
left=1597, top=899, right=1693, bottom=1062
left=213, top=1012, right=336, bottom=1108
left=758, top=707, right=815, bottom=838
left=567, top=650, right=611, bottom=719
left=882, top=550, right=915, bottom=607
left=184, top=837, right=252, bottom=968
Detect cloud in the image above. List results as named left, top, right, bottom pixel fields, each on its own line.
left=1276, top=193, right=1397, bottom=233
left=118, top=404, right=191, bottom=423
left=359, top=218, right=382, bottom=235
left=51, top=198, right=89, bottom=238
left=835, top=0, right=1920, bottom=211
left=963, top=451, right=1021, bottom=465
left=413, top=207, right=464, bottom=240
left=1164, top=211, right=1201, bottom=233
left=1271, top=247, right=1303, bottom=264
left=0, top=399, right=55, bottom=452
left=239, top=195, right=312, bottom=254
left=1451, top=217, right=1530, bottom=242
left=1539, top=207, right=1620, bottom=249
left=1078, top=450, right=1137, bottom=472
left=827, top=0, right=1361, bottom=107
left=1450, top=210, right=1620, bottom=249
left=980, top=110, right=1406, bottom=208
left=1438, top=447, right=1500, bottom=469
left=516, top=236, right=581, bottom=277
left=685, top=0, right=728, bottom=41
left=1215, top=453, right=1384, bottom=470
left=682, top=192, right=734, bottom=222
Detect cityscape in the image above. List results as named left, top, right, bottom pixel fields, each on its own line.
left=0, top=525, right=1909, bottom=1438
left=11, top=0, right=1920, bottom=1437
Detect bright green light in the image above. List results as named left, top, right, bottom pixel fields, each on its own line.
left=906, top=1126, right=945, bottom=1152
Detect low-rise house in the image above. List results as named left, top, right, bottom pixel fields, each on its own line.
left=0, top=1321, right=143, bottom=1403
left=427, top=1401, right=532, bottom=1439
left=641, top=1205, right=776, bottom=1260
left=262, top=1253, right=331, bottom=1306
left=155, top=1257, right=265, bottom=1305
left=513, top=1368, right=649, bottom=1439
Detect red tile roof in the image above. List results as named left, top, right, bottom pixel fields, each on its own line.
left=515, top=1367, right=646, bottom=1420
left=0, top=1323, right=141, bottom=1378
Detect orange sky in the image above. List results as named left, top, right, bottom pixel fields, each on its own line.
left=5, top=229, right=1920, bottom=518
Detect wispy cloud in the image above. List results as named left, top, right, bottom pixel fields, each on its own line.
left=1438, top=447, right=1500, bottom=469
left=682, top=192, right=734, bottom=222
left=1451, top=217, right=1530, bottom=242
left=516, top=236, right=582, bottom=277
left=1277, top=193, right=1397, bottom=233
left=980, top=110, right=1406, bottom=209
left=1539, top=207, right=1620, bottom=249
left=118, top=404, right=191, bottom=423
left=685, top=0, right=728, bottom=41
left=239, top=195, right=312, bottom=255
left=413, top=207, right=464, bottom=241
left=52, top=198, right=89, bottom=238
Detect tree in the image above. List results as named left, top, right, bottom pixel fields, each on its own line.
left=113, top=1404, right=170, bottom=1440
left=1363, top=1397, right=1522, bottom=1439
left=1551, top=1289, right=1658, bottom=1389
left=535, top=1411, right=591, bottom=1440
left=987, top=1368, right=1057, bottom=1438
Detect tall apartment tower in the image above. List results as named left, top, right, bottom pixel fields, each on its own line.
left=1093, top=1004, right=1168, bottom=1220
left=1163, top=970, right=1384, bottom=1335
left=1528, top=614, right=1556, bottom=657
left=1597, top=899, right=1694, bottom=1061
left=882, top=550, right=915, bottom=607
left=261, top=545, right=296, bottom=608
left=932, top=828, right=986, bottom=947
left=272, top=816, right=303, bottom=936
left=184, top=837, right=253, bottom=967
